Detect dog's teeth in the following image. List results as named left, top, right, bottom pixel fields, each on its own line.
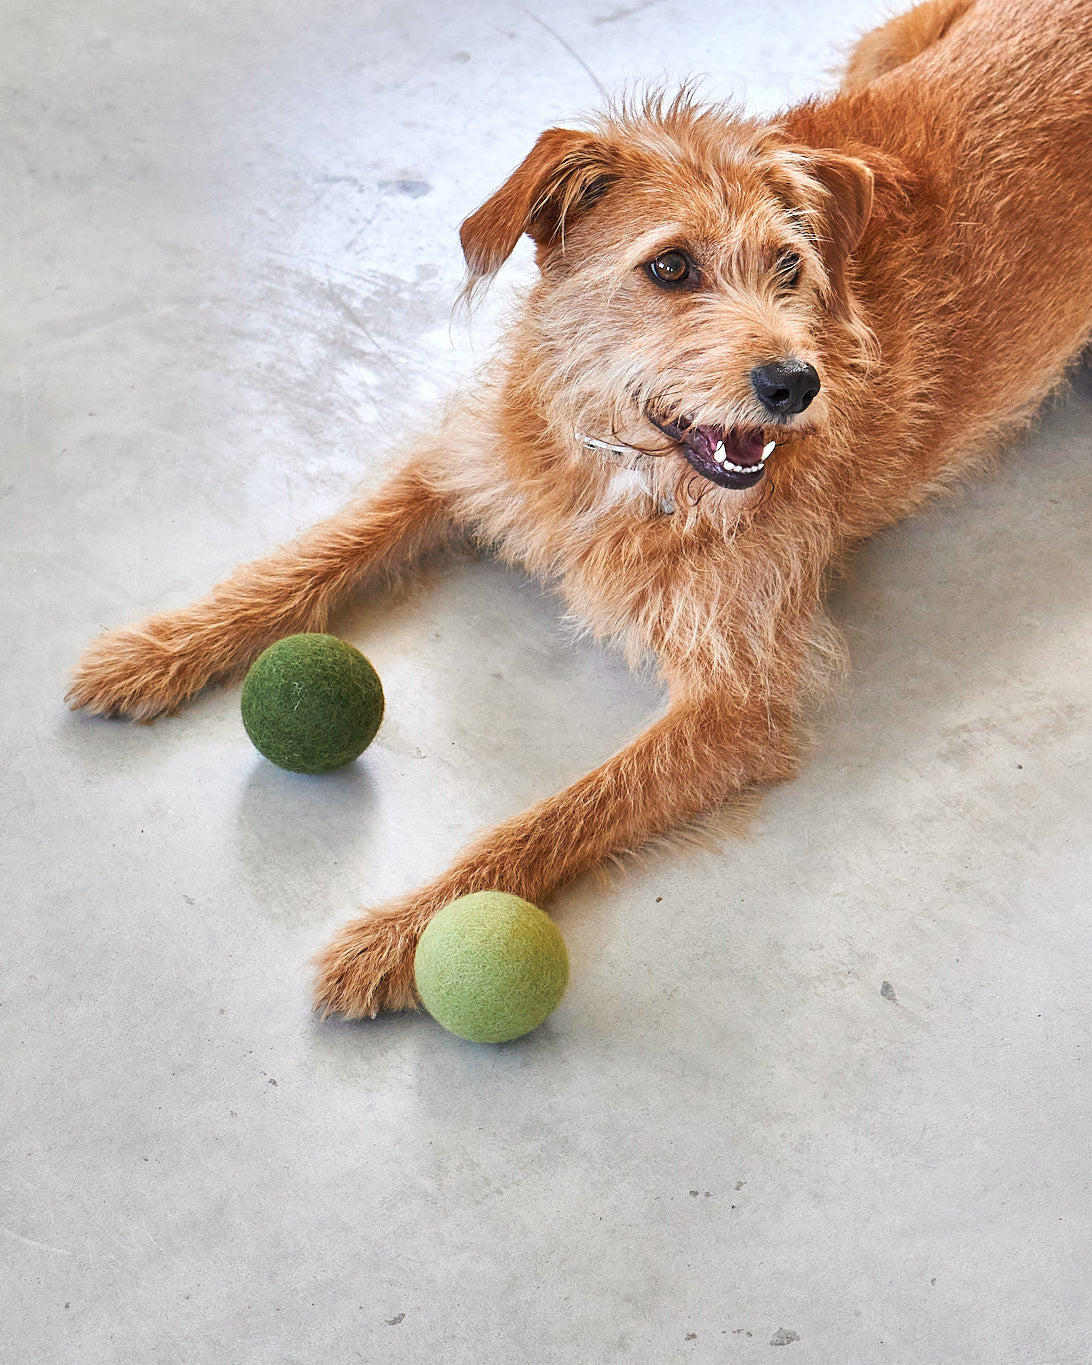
left=714, top=442, right=727, bottom=463
left=762, top=440, right=776, bottom=459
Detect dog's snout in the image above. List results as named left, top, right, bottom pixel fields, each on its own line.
left=750, top=360, right=821, bottom=417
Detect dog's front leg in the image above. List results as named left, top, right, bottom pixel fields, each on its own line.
left=313, top=687, right=800, bottom=1018
left=68, top=461, right=455, bottom=720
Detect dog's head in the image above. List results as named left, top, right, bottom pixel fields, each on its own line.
left=460, top=96, right=897, bottom=500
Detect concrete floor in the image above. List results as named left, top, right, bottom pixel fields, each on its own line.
left=3, top=1, right=1091, bottom=1360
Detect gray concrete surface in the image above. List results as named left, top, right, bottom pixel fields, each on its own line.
left=3, top=1, right=1091, bottom=1361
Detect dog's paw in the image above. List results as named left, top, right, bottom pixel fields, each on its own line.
left=67, top=623, right=212, bottom=720
left=312, top=903, right=427, bottom=1019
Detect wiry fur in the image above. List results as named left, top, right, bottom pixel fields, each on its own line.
left=68, top=0, right=1092, bottom=1018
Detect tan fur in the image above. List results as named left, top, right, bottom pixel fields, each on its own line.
left=68, top=0, right=1092, bottom=1018
left=842, top=0, right=977, bottom=90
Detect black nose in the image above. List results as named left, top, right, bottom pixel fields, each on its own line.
left=750, top=359, right=821, bottom=417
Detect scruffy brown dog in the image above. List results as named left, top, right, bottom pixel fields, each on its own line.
left=69, top=0, right=1092, bottom=1017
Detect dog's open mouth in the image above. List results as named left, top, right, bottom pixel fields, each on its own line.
left=648, top=413, right=775, bottom=490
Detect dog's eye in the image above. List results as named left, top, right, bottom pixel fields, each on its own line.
left=776, top=251, right=803, bottom=288
left=647, top=251, right=694, bottom=286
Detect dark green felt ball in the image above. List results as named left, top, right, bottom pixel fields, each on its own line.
left=240, top=633, right=384, bottom=774
left=414, top=892, right=569, bottom=1043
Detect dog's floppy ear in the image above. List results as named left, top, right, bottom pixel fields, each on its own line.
left=807, top=150, right=875, bottom=266
left=799, top=150, right=876, bottom=322
left=766, top=141, right=913, bottom=322
left=805, top=146, right=918, bottom=322
left=460, top=128, right=615, bottom=280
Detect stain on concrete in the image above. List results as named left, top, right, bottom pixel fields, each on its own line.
left=240, top=257, right=456, bottom=441
left=592, top=0, right=663, bottom=23
left=770, top=1327, right=800, bottom=1346
left=378, top=179, right=431, bottom=198
left=316, top=175, right=366, bottom=191
left=880, top=980, right=898, bottom=1003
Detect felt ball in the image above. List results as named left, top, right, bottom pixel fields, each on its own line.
left=414, top=892, right=569, bottom=1043
left=240, top=633, right=384, bottom=774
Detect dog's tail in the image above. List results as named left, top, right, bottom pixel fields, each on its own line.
left=842, top=0, right=976, bottom=90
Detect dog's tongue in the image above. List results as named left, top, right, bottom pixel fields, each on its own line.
left=687, top=425, right=766, bottom=468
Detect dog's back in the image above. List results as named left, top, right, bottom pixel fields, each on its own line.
left=793, top=0, right=1092, bottom=518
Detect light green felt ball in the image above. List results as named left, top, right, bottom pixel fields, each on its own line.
left=240, top=633, right=384, bottom=774
left=414, top=892, right=569, bottom=1043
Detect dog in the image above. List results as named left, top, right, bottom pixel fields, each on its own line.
left=68, top=0, right=1092, bottom=1018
